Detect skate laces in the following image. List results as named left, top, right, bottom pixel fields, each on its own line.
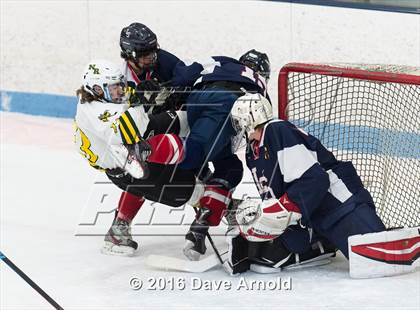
left=112, top=219, right=133, bottom=240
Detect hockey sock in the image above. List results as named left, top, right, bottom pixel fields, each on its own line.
left=199, top=183, right=232, bottom=226
left=117, top=191, right=145, bottom=223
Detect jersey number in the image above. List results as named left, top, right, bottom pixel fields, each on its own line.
left=77, top=128, right=98, bottom=166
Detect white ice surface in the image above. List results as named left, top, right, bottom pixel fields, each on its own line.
left=1, top=112, right=419, bottom=310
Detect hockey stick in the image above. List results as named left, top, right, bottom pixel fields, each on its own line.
left=193, top=197, right=245, bottom=264
left=192, top=207, right=224, bottom=265
left=144, top=210, right=224, bottom=273
left=145, top=254, right=220, bottom=273
left=0, top=251, right=64, bottom=310
left=145, top=199, right=244, bottom=273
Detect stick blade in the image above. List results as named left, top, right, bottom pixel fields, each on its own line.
left=145, top=254, right=220, bottom=273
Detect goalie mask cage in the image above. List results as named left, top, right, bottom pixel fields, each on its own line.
left=278, top=63, right=420, bottom=229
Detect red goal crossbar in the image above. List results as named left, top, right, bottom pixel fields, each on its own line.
left=278, top=62, right=420, bottom=119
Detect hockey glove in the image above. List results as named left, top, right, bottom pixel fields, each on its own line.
left=128, top=140, right=152, bottom=163
left=137, top=79, right=161, bottom=92
left=129, top=80, right=161, bottom=108
left=236, top=195, right=302, bottom=242
left=163, top=87, right=191, bottom=111
left=109, top=144, right=148, bottom=179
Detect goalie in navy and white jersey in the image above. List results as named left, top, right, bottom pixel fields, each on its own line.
left=223, top=93, right=419, bottom=277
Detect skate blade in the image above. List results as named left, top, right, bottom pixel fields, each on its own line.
left=101, top=241, right=136, bottom=257
left=250, top=264, right=282, bottom=274
left=284, top=253, right=335, bottom=270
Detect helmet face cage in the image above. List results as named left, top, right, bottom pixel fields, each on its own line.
left=230, top=101, right=253, bottom=152
left=239, top=49, right=271, bottom=81
left=231, top=124, right=247, bottom=153
left=230, top=93, right=273, bottom=148
left=86, top=80, right=126, bottom=104
left=103, top=81, right=126, bottom=103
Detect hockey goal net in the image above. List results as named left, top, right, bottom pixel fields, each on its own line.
left=278, top=63, right=419, bottom=229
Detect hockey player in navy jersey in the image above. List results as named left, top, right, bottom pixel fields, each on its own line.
left=120, top=22, right=179, bottom=94
left=219, top=92, right=387, bottom=274
left=103, top=22, right=187, bottom=255
left=78, top=47, right=271, bottom=257
left=139, top=53, right=272, bottom=260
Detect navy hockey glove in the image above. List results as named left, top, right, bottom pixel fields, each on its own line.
left=129, top=80, right=161, bottom=107
left=137, top=79, right=161, bottom=92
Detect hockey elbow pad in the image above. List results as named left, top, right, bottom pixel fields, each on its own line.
left=146, top=134, right=185, bottom=165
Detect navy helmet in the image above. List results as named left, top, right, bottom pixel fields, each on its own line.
left=120, top=23, right=159, bottom=61
left=239, top=49, right=271, bottom=81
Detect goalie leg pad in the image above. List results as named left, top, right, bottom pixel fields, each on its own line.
left=349, top=227, right=420, bottom=278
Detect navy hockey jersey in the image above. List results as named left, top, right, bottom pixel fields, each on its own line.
left=246, top=119, right=365, bottom=225
left=171, top=56, right=267, bottom=95
left=124, top=49, right=179, bottom=90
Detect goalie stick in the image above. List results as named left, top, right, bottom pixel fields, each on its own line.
left=145, top=199, right=243, bottom=273
left=145, top=254, right=221, bottom=273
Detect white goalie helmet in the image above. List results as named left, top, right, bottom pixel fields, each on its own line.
left=82, top=59, right=126, bottom=103
left=231, top=93, right=273, bottom=136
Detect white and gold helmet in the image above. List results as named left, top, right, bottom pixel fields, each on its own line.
left=82, top=59, right=126, bottom=103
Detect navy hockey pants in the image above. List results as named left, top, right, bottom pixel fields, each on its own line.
left=179, top=87, right=243, bottom=188
left=311, top=188, right=385, bottom=257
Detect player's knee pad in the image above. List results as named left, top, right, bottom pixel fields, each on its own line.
left=147, top=134, right=185, bottom=165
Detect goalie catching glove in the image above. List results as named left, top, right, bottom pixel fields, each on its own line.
left=236, top=195, right=302, bottom=242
